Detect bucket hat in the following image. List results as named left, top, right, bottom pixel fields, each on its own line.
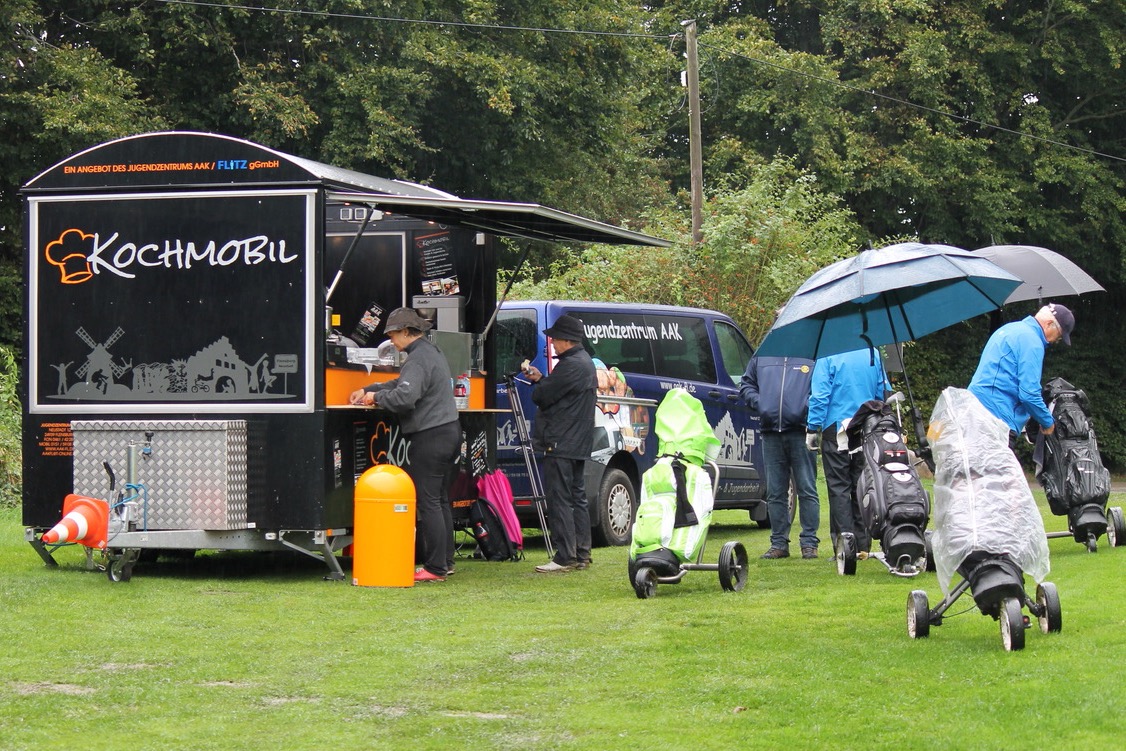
left=384, top=307, right=432, bottom=333
left=544, top=314, right=585, bottom=342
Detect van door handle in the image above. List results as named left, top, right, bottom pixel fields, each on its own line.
left=708, top=390, right=722, bottom=399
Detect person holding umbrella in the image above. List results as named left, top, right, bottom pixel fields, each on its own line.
left=806, top=348, right=890, bottom=557
left=968, top=302, right=1075, bottom=441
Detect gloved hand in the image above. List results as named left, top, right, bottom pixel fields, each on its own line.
left=805, top=430, right=822, bottom=452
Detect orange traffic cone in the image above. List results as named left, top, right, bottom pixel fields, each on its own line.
left=41, top=494, right=109, bottom=550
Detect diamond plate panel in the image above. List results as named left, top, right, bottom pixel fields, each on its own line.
left=72, top=420, right=248, bottom=530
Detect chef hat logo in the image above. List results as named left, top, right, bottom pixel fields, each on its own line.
left=44, top=229, right=94, bottom=284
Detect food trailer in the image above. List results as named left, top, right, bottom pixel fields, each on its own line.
left=20, top=131, right=667, bottom=580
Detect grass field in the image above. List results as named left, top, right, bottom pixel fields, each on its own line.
left=2, top=488, right=1124, bottom=750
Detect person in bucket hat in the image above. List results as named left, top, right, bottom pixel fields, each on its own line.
left=969, top=302, right=1076, bottom=439
left=350, top=307, right=457, bottom=583
left=522, top=314, right=598, bottom=573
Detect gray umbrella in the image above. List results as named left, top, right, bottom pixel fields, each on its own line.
left=974, top=245, right=1104, bottom=304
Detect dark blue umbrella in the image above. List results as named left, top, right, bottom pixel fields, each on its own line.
left=756, top=242, right=1022, bottom=359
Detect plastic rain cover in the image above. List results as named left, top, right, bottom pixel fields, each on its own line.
left=927, top=387, right=1050, bottom=596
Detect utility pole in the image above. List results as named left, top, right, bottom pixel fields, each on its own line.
left=682, top=19, right=704, bottom=246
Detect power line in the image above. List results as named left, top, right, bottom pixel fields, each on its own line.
left=698, top=41, right=1125, bottom=165
left=154, top=0, right=673, bottom=40
left=153, top=0, right=1123, bottom=164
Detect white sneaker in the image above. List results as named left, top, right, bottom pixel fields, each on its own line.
left=535, top=561, right=574, bottom=573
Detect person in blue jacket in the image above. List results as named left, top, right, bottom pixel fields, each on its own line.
left=806, top=347, right=889, bottom=555
left=740, top=354, right=820, bottom=559
left=969, top=303, right=1074, bottom=439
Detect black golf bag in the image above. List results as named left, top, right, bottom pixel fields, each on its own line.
left=1036, top=377, right=1110, bottom=544
left=848, top=400, right=930, bottom=569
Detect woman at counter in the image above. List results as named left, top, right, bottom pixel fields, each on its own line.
left=349, top=307, right=460, bottom=583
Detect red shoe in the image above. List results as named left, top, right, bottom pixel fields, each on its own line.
left=414, top=567, right=445, bottom=583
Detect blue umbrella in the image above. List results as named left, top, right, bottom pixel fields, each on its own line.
left=756, top=242, right=1022, bottom=359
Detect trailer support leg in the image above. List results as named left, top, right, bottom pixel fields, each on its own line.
left=277, top=531, right=347, bottom=581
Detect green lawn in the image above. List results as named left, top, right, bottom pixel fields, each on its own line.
left=1, top=488, right=1123, bottom=750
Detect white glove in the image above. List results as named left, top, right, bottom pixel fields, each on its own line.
left=805, top=430, right=822, bottom=452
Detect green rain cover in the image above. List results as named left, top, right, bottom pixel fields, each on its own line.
left=630, top=458, right=715, bottom=563
left=629, top=389, right=720, bottom=563
left=653, top=388, right=721, bottom=465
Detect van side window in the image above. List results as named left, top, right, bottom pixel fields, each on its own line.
left=574, top=311, right=655, bottom=375
left=496, top=308, right=539, bottom=375
left=714, top=321, right=754, bottom=384
left=648, top=315, right=716, bottom=383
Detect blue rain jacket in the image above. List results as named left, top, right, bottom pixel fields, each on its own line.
left=806, top=348, right=889, bottom=433
left=968, top=315, right=1053, bottom=433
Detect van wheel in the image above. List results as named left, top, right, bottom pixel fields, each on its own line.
left=593, top=469, right=636, bottom=547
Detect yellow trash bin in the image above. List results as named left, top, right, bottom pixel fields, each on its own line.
left=353, top=464, right=416, bottom=587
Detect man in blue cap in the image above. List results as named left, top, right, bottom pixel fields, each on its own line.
left=969, top=302, right=1075, bottom=439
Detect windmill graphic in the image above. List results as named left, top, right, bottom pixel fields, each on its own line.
left=75, top=326, right=129, bottom=392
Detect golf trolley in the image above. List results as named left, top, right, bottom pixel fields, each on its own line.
left=1035, top=377, right=1125, bottom=553
left=834, top=393, right=931, bottom=578
left=906, top=387, right=1060, bottom=651
left=907, top=553, right=1062, bottom=652
left=627, top=389, right=748, bottom=599
left=628, top=459, right=749, bottom=598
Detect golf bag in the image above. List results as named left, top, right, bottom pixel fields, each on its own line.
left=628, top=388, right=720, bottom=577
left=847, top=400, right=929, bottom=569
left=629, top=456, right=715, bottom=575
left=1036, top=377, right=1110, bottom=543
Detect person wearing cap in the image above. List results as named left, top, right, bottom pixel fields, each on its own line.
left=349, top=307, right=460, bottom=583
left=968, top=302, right=1075, bottom=440
left=522, top=314, right=598, bottom=573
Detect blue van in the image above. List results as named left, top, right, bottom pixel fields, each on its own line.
left=493, top=301, right=767, bottom=546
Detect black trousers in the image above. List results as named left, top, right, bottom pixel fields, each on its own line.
left=820, top=426, right=870, bottom=552
left=542, top=455, right=591, bottom=566
left=406, top=420, right=461, bottom=576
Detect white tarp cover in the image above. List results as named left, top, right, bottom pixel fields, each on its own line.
left=927, top=387, right=1050, bottom=595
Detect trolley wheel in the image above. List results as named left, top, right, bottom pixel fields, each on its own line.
left=1000, top=597, right=1026, bottom=652
left=633, top=567, right=657, bottom=599
left=1036, top=582, right=1062, bottom=634
left=718, top=541, right=748, bottom=592
left=836, top=533, right=857, bottom=576
left=1107, top=507, right=1125, bottom=548
left=907, top=590, right=930, bottom=639
left=924, top=530, right=937, bottom=572
left=106, top=551, right=135, bottom=583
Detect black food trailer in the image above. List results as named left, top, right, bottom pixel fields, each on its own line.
left=21, top=131, right=667, bottom=581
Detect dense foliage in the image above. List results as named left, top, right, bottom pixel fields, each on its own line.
left=0, top=346, right=20, bottom=508
left=1, top=1, right=1123, bottom=466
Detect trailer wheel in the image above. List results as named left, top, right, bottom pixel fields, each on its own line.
left=633, top=567, right=657, bottom=599
left=1036, top=582, right=1062, bottom=634
left=1107, top=507, right=1125, bottom=548
left=1000, top=597, right=1026, bottom=652
left=718, top=541, right=748, bottom=592
left=592, top=468, right=636, bottom=547
left=106, top=550, right=137, bottom=583
left=836, top=533, right=857, bottom=576
left=907, top=590, right=930, bottom=639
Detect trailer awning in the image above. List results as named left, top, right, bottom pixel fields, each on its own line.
left=325, top=190, right=670, bottom=247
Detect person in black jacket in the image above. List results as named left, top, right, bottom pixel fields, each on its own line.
left=522, top=314, right=598, bottom=573
left=349, top=307, right=460, bottom=583
left=740, top=353, right=820, bottom=559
